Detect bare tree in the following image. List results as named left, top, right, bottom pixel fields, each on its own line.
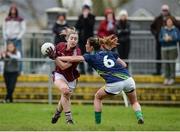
left=92, top=0, right=131, bottom=16
left=58, top=0, right=63, bottom=7
left=26, top=0, right=44, bottom=28
left=92, top=0, right=105, bottom=16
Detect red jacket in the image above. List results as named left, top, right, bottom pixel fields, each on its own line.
left=54, top=42, right=81, bottom=82
left=97, top=20, right=116, bottom=38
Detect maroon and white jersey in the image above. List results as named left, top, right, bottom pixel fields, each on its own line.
left=53, top=42, right=81, bottom=82
left=3, top=16, right=26, bottom=40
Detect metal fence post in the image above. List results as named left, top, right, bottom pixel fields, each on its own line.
left=128, top=60, right=133, bottom=75
left=177, top=42, right=180, bottom=59
left=48, top=61, right=53, bottom=104
left=177, top=42, right=180, bottom=74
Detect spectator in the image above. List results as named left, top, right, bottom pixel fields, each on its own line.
left=116, top=10, right=131, bottom=60
left=3, top=4, right=26, bottom=58
left=52, top=13, right=69, bottom=45
left=75, top=4, right=95, bottom=74
left=159, top=16, right=180, bottom=85
left=2, top=4, right=26, bottom=72
left=97, top=8, right=116, bottom=38
left=0, top=41, right=21, bottom=103
left=150, top=4, right=180, bottom=75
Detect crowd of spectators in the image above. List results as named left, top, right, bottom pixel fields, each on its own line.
left=51, top=4, right=180, bottom=85
left=0, top=3, right=180, bottom=91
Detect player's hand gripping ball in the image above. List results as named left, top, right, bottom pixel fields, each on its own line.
left=41, top=42, right=55, bottom=56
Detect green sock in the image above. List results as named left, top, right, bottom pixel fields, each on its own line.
left=135, top=111, right=143, bottom=119
left=95, top=111, right=101, bottom=124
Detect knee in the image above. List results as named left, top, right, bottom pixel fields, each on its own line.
left=61, top=87, right=71, bottom=98
left=94, top=93, right=102, bottom=100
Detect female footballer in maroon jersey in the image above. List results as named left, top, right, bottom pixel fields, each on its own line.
left=47, top=28, right=81, bottom=124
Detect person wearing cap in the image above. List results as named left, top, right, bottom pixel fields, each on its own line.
left=116, top=10, right=131, bottom=62
left=150, top=4, right=180, bottom=75
left=75, top=4, right=95, bottom=74
left=52, top=13, right=69, bottom=45
left=97, top=8, right=116, bottom=38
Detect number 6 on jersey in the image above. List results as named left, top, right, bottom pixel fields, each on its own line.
left=103, top=55, right=115, bottom=68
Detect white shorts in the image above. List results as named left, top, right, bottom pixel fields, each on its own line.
left=54, top=72, right=77, bottom=90
left=105, top=77, right=136, bottom=95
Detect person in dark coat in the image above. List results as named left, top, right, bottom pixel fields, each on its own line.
left=52, top=13, right=69, bottom=45
left=75, top=5, right=95, bottom=74
left=150, top=4, right=180, bottom=75
left=116, top=10, right=131, bottom=61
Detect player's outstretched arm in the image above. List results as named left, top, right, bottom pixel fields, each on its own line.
left=116, top=58, right=127, bottom=68
left=55, top=59, right=72, bottom=70
left=56, top=56, right=85, bottom=63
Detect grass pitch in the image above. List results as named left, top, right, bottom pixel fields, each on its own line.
left=0, top=103, right=180, bottom=131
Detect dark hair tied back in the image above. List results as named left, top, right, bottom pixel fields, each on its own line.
left=88, top=37, right=100, bottom=51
